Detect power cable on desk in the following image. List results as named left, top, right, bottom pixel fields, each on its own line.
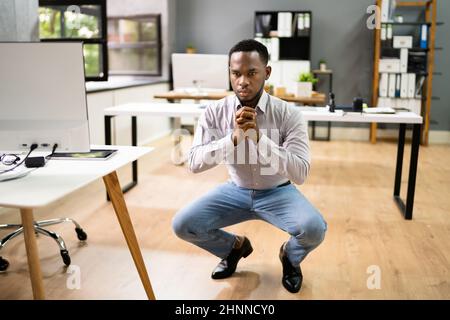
left=24, top=143, right=58, bottom=168
left=0, top=143, right=38, bottom=175
left=0, top=143, right=58, bottom=182
left=45, top=143, right=59, bottom=161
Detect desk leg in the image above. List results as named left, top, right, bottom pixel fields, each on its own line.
left=20, top=208, right=45, bottom=300
left=311, top=121, right=331, bottom=141
left=105, top=115, right=137, bottom=197
left=327, top=122, right=331, bottom=141
left=311, top=121, right=316, bottom=140
left=394, top=124, right=406, bottom=197
left=131, top=116, right=138, bottom=185
left=393, top=124, right=421, bottom=220
left=105, top=115, right=113, bottom=145
left=120, top=116, right=138, bottom=193
left=103, top=171, right=156, bottom=300
left=405, top=124, right=421, bottom=219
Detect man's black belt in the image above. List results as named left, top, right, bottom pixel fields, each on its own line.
left=277, top=181, right=291, bottom=188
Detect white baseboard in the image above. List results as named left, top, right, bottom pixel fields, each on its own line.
left=429, top=131, right=450, bottom=144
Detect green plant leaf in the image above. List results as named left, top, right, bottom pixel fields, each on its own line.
left=297, top=72, right=318, bottom=84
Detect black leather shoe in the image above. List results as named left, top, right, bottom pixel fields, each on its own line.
left=211, top=236, right=253, bottom=279
left=279, top=243, right=303, bottom=293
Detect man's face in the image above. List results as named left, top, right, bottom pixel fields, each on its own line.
left=229, top=51, right=271, bottom=104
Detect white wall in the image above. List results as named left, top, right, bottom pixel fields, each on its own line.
left=0, top=0, right=39, bottom=41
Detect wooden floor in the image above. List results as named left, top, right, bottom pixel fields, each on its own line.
left=0, top=135, right=449, bottom=299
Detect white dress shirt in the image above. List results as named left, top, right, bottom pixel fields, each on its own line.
left=188, top=91, right=311, bottom=190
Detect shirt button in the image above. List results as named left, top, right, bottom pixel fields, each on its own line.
left=253, top=168, right=257, bottom=172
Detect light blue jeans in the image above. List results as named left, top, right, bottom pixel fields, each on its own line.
left=172, top=181, right=327, bottom=266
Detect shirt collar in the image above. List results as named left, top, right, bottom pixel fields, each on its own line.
left=234, top=90, right=268, bottom=114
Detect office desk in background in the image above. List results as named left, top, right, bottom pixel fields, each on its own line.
left=154, top=90, right=233, bottom=102
left=300, top=110, right=423, bottom=220
left=154, top=90, right=326, bottom=105
left=154, top=90, right=327, bottom=141
left=104, top=103, right=422, bottom=220
left=0, top=145, right=155, bottom=300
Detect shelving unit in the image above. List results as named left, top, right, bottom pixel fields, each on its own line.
left=370, top=0, right=441, bottom=145
left=254, top=11, right=312, bottom=60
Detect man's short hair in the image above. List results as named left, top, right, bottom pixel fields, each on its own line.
left=228, top=39, right=269, bottom=66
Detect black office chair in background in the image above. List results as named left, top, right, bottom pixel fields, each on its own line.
left=0, top=217, right=87, bottom=271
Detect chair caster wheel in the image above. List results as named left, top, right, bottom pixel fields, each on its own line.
left=75, top=227, right=87, bottom=241
left=0, top=256, right=9, bottom=271
left=61, top=250, right=71, bottom=266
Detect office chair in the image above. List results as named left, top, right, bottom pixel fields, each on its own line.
left=0, top=217, right=87, bottom=271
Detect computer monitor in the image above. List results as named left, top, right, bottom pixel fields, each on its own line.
left=0, top=42, right=90, bottom=153
left=171, top=53, right=229, bottom=92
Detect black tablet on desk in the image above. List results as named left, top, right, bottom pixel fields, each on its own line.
left=51, top=149, right=117, bottom=160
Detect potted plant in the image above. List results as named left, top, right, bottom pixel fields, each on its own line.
left=319, top=58, right=327, bottom=71
left=296, top=72, right=318, bottom=97
left=186, top=43, right=196, bottom=54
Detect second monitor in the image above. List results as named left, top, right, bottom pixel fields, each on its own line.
left=171, top=53, right=229, bottom=93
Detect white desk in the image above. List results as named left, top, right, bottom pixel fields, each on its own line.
left=104, top=103, right=422, bottom=220
left=103, top=103, right=422, bottom=123
left=0, top=145, right=155, bottom=299
left=104, top=102, right=205, bottom=118
left=301, top=109, right=422, bottom=124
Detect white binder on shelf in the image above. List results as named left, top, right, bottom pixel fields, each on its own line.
left=407, top=73, right=416, bottom=98
left=381, top=0, right=390, bottom=22
left=379, top=59, right=400, bottom=73
left=420, top=24, right=428, bottom=49
left=395, top=74, right=401, bottom=97
left=297, top=13, right=304, bottom=33
left=386, top=24, right=393, bottom=40
left=393, top=36, right=413, bottom=49
left=379, top=73, right=388, bottom=97
left=400, top=73, right=408, bottom=98
left=304, top=13, right=310, bottom=29
left=285, top=12, right=293, bottom=37
left=381, top=25, right=387, bottom=41
left=415, top=75, right=425, bottom=98
left=277, top=12, right=284, bottom=37
left=388, top=74, right=396, bottom=98
left=277, top=12, right=292, bottom=37
left=400, top=48, right=408, bottom=73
